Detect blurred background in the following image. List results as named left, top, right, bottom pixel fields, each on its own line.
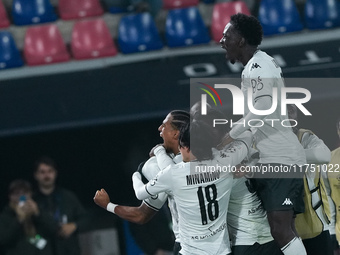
left=0, top=0, right=340, bottom=254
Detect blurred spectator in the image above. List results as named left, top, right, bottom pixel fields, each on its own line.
left=0, top=179, right=56, bottom=255
left=33, top=156, right=88, bottom=255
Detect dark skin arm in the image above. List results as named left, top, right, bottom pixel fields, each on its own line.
left=93, top=188, right=157, bottom=225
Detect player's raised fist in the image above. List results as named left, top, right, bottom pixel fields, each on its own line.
left=93, top=188, right=110, bottom=209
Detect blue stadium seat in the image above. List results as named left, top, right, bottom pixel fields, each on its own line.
left=165, top=7, right=211, bottom=47
left=305, top=0, right=340, bottom=29
left=12, top=0, right=57, bottom=26
left=0, top=31, right=24, bottom=70
left=118, top=13, right=163, bottom=54
left=259, top=0, right=303, bottom=36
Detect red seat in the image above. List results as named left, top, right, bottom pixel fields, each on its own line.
left=58, top=0, right=104, bottom=20
left=24, top=24, right=70, bottom=66
left=0, top=0, right=10, bottom=28
left=211, top=1, right=250, bottom=42
left=71, top=19, right=117, bottom=60
left=163, top=0, right=199, bottom=10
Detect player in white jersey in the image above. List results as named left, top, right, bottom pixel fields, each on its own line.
left=191, top=103, right=282, bottom=254
left=220, top=13, right=307, bottom=255
left=94, top=110, right=190, bottom=255
left=132, top=118, right=253, bottom=255
left=143, top=110, right=190, bottom=254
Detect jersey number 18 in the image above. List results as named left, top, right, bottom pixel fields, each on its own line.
left=197, top=184, right=219, bottom=225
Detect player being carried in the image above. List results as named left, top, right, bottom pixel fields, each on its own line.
left=220, top=13, right=307, bottom=255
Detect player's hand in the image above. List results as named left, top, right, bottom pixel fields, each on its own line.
left=149, top=144, right=164, bottom=157
left=59, top=223, right=77, bottom=238
left=93, top=188, right=110, bottom=210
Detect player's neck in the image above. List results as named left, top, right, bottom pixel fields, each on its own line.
left=180, top=147, right=192, bottom=162
left=241, top=47, right=259, bottom=66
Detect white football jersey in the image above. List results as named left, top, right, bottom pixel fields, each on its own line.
left=228, top=178, right=273, bottom=246
left=141, top=154, right=181, bottom=242
left=235, top=50, right=306, bottom=165
left=144, top=140, right=249, bottom=255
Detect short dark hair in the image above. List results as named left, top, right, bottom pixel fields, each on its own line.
left=192, top=107, right=229, bottom=141
left=170, top=110, right=190, bottom=131
left=9, top=179, right=31, bottom=194
left=34, top=156, right=58, bottom=172
left=185, top=119, right=219, bottom=161
left=230, top=13, right=263, bottom=46
left=179, top=123, right=190, bottom=150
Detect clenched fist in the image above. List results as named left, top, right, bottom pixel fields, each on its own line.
left=93, top=188, right=110, bottom=209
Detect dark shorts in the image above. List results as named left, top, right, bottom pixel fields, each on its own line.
left=303, top=230, right=333, bottom=255
left=249, top=164, right=305, bottom=213
left=232, top=240, right=282, bottom=255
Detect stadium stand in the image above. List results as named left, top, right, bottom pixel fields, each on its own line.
left=304, top=0, right=340, bottom=30
left=165, top=6, right=210, bottom=47
left=162, top=0, right=199, bottom=10
left=71, top=18, right=118, bottom=60
left=259, top=0, right=304, bottom=35
left=23, top=24, right=70, bottom=65
left=211, top=1, right=251, bottom=43
left=11, top=0, right=57, bottom=26
left=0, top=0, right=10, bottom=28
left=118, top=12, right=163, bottom=54
left=58, top=0, right=104, bottom=20
left=0, top=31, right=24, bottom=69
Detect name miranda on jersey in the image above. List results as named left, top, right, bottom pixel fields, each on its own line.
left=186, top=171, right=221, bottom=186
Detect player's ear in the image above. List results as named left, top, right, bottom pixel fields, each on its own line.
left=173, top=129, right=180, bottom=139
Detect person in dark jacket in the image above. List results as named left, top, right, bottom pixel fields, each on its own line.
left=0, top=179, right=56, bottom=255
left=33, top=156, right=88, bottom=255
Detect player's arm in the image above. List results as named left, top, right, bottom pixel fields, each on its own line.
left=229, top=96, right=273, bottom=139
left=153, top=145, right=175, bottom=170
left=219, top=130, right=253, bottom=167
left=93, top=189, right=157, bottom=224
left=219, top=95, right=272, bottom=148
left=132, top=166, right=171, bottom=200
left=301, top=132, right=331, bottom=164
